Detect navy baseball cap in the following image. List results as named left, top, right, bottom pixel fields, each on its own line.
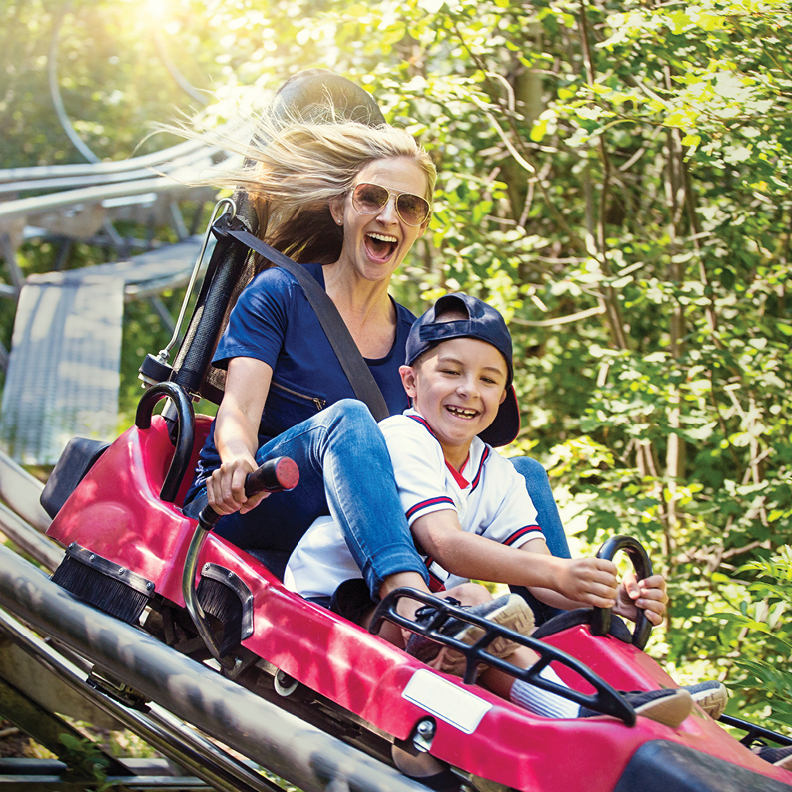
left=406, top=293, right=520, bottom=447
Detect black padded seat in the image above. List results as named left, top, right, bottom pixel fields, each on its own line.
left=532, top=607, right=633, bottom=644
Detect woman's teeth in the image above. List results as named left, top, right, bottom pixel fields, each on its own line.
left=369, top=232, right=397, bottom=243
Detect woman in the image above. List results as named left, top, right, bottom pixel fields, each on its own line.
left=184, top=116, right=571, bottom=614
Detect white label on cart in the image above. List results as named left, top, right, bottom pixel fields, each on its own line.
left=402, top=669, right=492, bottom=734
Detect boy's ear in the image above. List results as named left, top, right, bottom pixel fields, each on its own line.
left=399, top=365, right=418, bottom=399
left=499, top=386, right=508, bottom=405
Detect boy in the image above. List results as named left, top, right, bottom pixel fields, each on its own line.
left=285, top=294, right=724, bottom=726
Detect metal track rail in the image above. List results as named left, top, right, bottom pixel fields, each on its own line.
left=0, top=544, right=429, bottom=792
left=0, top=606, right=281, bottom=792
left=0, top=758, right=210, bottom=790
left=0, top=139, right=212, bottom=183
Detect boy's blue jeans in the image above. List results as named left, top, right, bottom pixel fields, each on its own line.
left=209, top=400, right=571, bottom=605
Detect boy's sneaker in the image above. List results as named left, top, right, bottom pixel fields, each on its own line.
left=580, top=688, right=693, bottom=728
left=680, top=680, right=728, bottom=719
left=756, top=746, right=792, bottom=770
left=405, top=593, right=535, bottom=676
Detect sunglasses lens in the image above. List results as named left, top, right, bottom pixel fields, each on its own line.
left=397, top=193, right=430, bottom=225
left=351, top=183, right=430, bottom=226
left=353, top=183, right=388, bottom=213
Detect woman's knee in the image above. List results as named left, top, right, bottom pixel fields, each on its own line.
left=509, top=455, right=571, bottom=560
left=321, top=400, right=389, bottom=459
left=510, top=455, right=550, bottom=486
left=323, top=399, right=378, bottom=428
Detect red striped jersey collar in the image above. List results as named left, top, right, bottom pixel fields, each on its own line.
left=404, top=409, right=489, bottom=492
left=445, top=458, right=470, bottom=488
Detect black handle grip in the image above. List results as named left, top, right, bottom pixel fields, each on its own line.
left=198, top=456, right=299, bottom=531
left=245, top=456, right=299, bottom=496
left=591, top=535, right=654, bottom=650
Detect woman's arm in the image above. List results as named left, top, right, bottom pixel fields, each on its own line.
left=207, top=356, right=273, bottom=515
left=410, top=511, right=618, bottom=609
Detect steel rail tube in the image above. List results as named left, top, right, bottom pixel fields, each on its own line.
left=0, top=139, right=214, bottom=183
left=0, top=545, right=428, bottom=792
left=0, top=606, right=281, bottom=792
left=0, top=447, right=52, bottom=533
left=0, top=674, right=132, bottom=778
left=152, top=28, right=209, bottom=107
left=48, top=9, right=101, bottom=164
left=0, top=176, right=203, bottom=221
left=0, top=502, right=62, bottom=571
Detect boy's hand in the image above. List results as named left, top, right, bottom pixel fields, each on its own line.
left=612, top=572, right=667, bottom=625
left=556, top=558, right=619, bottom=609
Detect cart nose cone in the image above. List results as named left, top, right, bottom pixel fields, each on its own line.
left=612, top=740, right=792, bottom=792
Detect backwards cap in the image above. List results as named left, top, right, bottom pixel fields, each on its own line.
left=405, top=293, right=520, bottom=447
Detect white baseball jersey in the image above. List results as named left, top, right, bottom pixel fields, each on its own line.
left=284, top=408, right=544, bottom=600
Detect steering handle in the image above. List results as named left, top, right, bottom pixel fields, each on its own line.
left=135, top=381, right=195, bottom=503
left=590, top=535, right=653, bottom=650
left=197, top=456, right=299, bottom=531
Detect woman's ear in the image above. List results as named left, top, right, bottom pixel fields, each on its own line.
left=329, top=194, right=345, bottom=226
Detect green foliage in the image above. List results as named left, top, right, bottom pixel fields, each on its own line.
left=58, top=733, right=111, bottom=790
left=4, top=0, right=792, bottom=733
left=712, top=547, right=792, bottom=731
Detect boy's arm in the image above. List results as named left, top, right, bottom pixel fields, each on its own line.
left=517, top=537, right=609, bottom=611
left=411, top=511, right=619, bottom=609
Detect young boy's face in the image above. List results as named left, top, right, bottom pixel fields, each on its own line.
left=400, top=337, right=508, bottom=467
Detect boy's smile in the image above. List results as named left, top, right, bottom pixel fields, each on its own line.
left=400, top=337, right=508, bottom=471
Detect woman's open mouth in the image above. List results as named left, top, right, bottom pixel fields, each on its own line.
left=365, top=232, right=397, bottom=262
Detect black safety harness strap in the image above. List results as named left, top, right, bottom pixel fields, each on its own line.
left=217, top=217, right=390, bottom=422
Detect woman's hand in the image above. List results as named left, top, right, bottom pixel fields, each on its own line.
left=553, top=557, right=619, bottom=609
left=612, top=571, right=667, bottom=625
left=206, top=453, right=271, bottom=515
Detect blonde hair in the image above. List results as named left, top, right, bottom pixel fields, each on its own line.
left=205, top=115, right=437, bottom=264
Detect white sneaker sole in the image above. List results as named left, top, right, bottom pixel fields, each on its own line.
left=689, top=685, right=728, bottom=719
left=634, top=690, right=693, bottom=728
left=437, top=594, right=535, bottom=675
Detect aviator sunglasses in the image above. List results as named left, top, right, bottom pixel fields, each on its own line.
left=351, top=182, right=431, bottom=227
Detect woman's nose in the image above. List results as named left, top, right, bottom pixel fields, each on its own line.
left=376, top=195, right=399, bottom=223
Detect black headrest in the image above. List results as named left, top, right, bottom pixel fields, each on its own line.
left=268, top=68, right=386, bottom=127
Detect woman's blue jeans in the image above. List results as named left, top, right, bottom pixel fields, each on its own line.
left=213, top=400, right=428, bottom=597
left=210, top=400, right=570, bottom=608
left=507, top=456, right=571, bottom=624
left=508, top=456, right=570, bottom=560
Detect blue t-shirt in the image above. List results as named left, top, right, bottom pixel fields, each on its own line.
left=187, top=262, right=415, bottom=499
